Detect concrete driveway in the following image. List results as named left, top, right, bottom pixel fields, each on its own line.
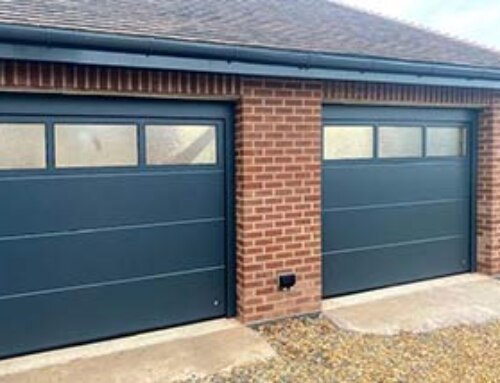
left=323, top=274, right=500, bottom=335
left=0, top=319, right=275, bottom=383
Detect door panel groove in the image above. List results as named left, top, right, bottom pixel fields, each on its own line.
left=0, top=217, right=225, bottom=241
left=0, top=265, right=226, bottom=301
left=323, top=234, right=465, bottom=256
left=323, top=198, right=468, bottom=212
left=0, top=169, right=224, bottom=182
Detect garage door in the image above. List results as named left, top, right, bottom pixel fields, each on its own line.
left=0, top=94, right=234, bottom=358
left=322, top=106, right=474, bottom=297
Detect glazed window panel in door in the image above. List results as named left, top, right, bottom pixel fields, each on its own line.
left=0, top=123, right=46, bottom=169
left=378, top=127, right=423, bottom=158
left=146, top=125, right=217, bottom=165
left=55, top=124, right=138, bottom=168
left=323, top=126, right=374, bottom=160
left=426, top=127, right=466, bottom=157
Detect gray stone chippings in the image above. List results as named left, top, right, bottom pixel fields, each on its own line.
left=180, top=316, right=500, bottom=383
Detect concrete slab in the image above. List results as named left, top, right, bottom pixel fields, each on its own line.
left=323, top=274, right=500, bottom=335
left=0, top=319, right=276, bottom=383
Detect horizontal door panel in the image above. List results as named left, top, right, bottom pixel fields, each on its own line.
left=0, top=171, right=224, bottom=237
left=323, top=237, right=469, bottom=297
left=323, top=162, right=469, bottom=209
left=0, top=220, right=225, bottom=297
left=323, top=200, right=468, bottom=253
left=0, top=268, right=226, bottom=358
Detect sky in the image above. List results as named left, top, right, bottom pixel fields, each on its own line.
left=336, top=0, right=500, bottom=51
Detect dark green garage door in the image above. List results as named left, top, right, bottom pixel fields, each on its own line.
left=0, top=95, right=234, bottom=358
left=322, top=106, right=474, bottom=297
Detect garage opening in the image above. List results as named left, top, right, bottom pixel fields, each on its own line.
left=0, top=94, right=235, bottom=358
left=322, top=106, right=475, bottom=297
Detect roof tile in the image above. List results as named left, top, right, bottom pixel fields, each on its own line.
left=0, top=0, right=499, bottom=69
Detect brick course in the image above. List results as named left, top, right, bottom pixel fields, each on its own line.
left=0, top=59, right=499, bottom=323
left=323, top=80, right=493, bottom=106
left=0, top=61, right=240, bottom=98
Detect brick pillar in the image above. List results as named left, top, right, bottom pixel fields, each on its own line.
left=235, top=78, right=322, bottom=323
left=477, top=94, right=500, bottom=275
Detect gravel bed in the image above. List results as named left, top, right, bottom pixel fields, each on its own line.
left=180, top=316, right=500, bottom=383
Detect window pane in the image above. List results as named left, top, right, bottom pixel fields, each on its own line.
left=378, top=127, right=423, bottom=158
left=0, top=123, right=46, bottom=169
left=55, top=124, right=138, bottom=168
left=323, top=126, right=373, bottom=160
left=146, top=125, right=217, bottom=165
left=427, top=127, right=466, bottom=157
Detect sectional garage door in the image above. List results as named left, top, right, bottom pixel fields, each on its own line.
left=322, top=106, right=474, bottom=297
left=0, top=95, right=234, bottom=358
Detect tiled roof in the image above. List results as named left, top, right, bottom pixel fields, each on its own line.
left=0, top=0, right=499, bottom=69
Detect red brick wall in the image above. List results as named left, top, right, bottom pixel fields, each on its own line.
left=235, top=78, right=322, bottom=322
left=0, top=60, right=499, bottom=323
left=477, top=95, right=500, bottom=275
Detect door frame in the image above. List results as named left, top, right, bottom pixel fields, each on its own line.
left=321, top=104, right=478, bottom=294
left=0, top=93, right=237, bottom=318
